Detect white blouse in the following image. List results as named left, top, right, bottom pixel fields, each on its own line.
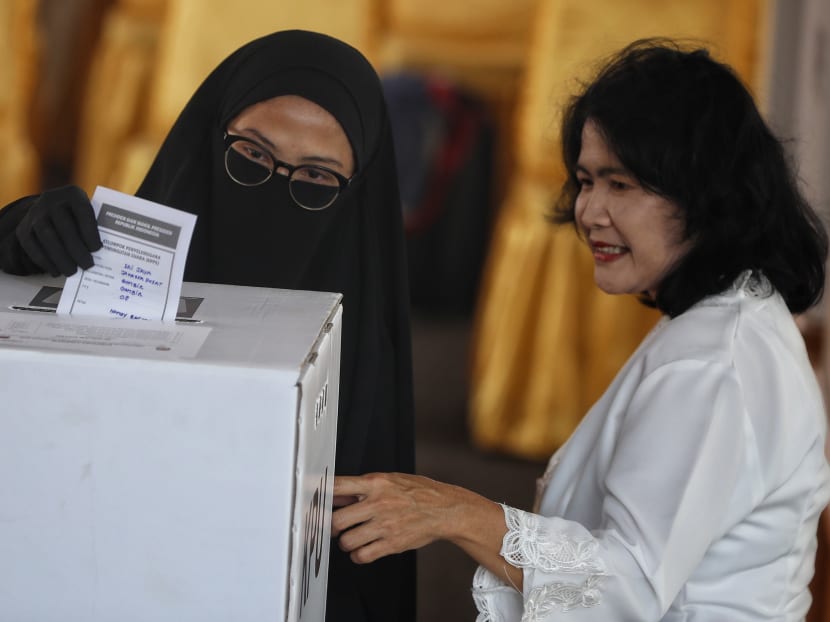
left=472, top=276, right=830, bottom=621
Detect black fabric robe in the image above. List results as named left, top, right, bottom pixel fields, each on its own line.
left=137, top=30, right=416, bottom=622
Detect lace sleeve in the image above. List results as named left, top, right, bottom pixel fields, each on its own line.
left=500, top=505, right=608, bottom=616
left=471, top=565, right=523, bottom=622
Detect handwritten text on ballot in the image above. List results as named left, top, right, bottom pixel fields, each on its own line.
left=58, top=186, right=196, bottom=321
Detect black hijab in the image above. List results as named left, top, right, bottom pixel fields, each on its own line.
left=137, top=30, right=415, bottom=621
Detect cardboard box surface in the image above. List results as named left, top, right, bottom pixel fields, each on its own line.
left=0, top=273, right=341, bottom=621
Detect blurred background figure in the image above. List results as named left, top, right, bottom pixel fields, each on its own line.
left=3, top=0, right=830, bottom=619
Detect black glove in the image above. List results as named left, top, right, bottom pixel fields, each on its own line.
left=9, top=185, right=102, bottom=277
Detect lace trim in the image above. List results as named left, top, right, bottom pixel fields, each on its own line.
left=732, top=269, right=772, bottom=297
left=698, top=270, right=773, bottom=308
left=472, top=566, right=499, bottom=621
left=522, top=575, right=604, bottom=620
left=472, top=566, right=517, bottom=622
left=501, top=506, right=607, bottom=575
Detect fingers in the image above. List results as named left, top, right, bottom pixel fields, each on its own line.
left=18, top=233, right=60, bottom=276
left=67, top=185, right=103, bottom=254
left=332, top=494, right=360, bottom=508
left=333, top=475, right=372, bottom=497
left=331, top=491, right=375, bottom=536
left=333, top=501, right=402, bottom=564
left=331, top=472, right=447, bottom=564
left=24, top=212, right=78, bottom=276
left=17, top=185, right=99, bottom=276
left=337, top=523, right=396, bottom=564
left=330, top=473, right=396, bottom=535
left=51, top=194, right=97, bottom=271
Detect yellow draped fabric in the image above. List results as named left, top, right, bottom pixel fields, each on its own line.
left=469, top=0, right=766, bottom=460
left=0, top=0, right=40, bottom=207
left=379, top=0, right=536, bottom=72
left=73, top=0, right=379, bottom=196
left=73, top=0, right=167, bottom=196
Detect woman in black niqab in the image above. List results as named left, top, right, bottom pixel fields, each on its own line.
left=137, top=30, right=416, bottom=622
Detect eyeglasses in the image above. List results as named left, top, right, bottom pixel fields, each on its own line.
left=223, top=133, right=352, bottom=211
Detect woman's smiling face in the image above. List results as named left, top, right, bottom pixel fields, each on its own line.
left=574, top=119, right=692, bottom=299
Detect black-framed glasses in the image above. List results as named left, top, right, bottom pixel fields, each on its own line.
left=223, top=133, right=352, bottom=211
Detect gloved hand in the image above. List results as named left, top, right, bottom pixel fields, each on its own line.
left=13, top=185, right=102, bottom=277
left=0, top=196, right=39, bottom=275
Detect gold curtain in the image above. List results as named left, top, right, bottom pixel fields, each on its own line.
left=0, top=0, right=40, bottom=207
left=469, top=0, right=765, bottom=460
left=73, top=0, right=166, bottom=196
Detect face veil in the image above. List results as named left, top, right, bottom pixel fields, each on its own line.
left=136, top=30, right=416, bottom=622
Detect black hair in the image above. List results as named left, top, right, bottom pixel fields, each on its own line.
left=553, top=38, right=827, bottom=316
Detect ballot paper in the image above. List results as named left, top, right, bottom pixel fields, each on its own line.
left=58, top=186, right=196, bottom=321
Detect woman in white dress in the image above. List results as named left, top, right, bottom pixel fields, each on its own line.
left=332, top=38, right=830, bottom=620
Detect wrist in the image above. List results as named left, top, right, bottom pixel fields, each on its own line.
left=442, top=485, right=507, bottom=550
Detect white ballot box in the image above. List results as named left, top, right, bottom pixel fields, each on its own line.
left=0, top=272, right=342, bottom=622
